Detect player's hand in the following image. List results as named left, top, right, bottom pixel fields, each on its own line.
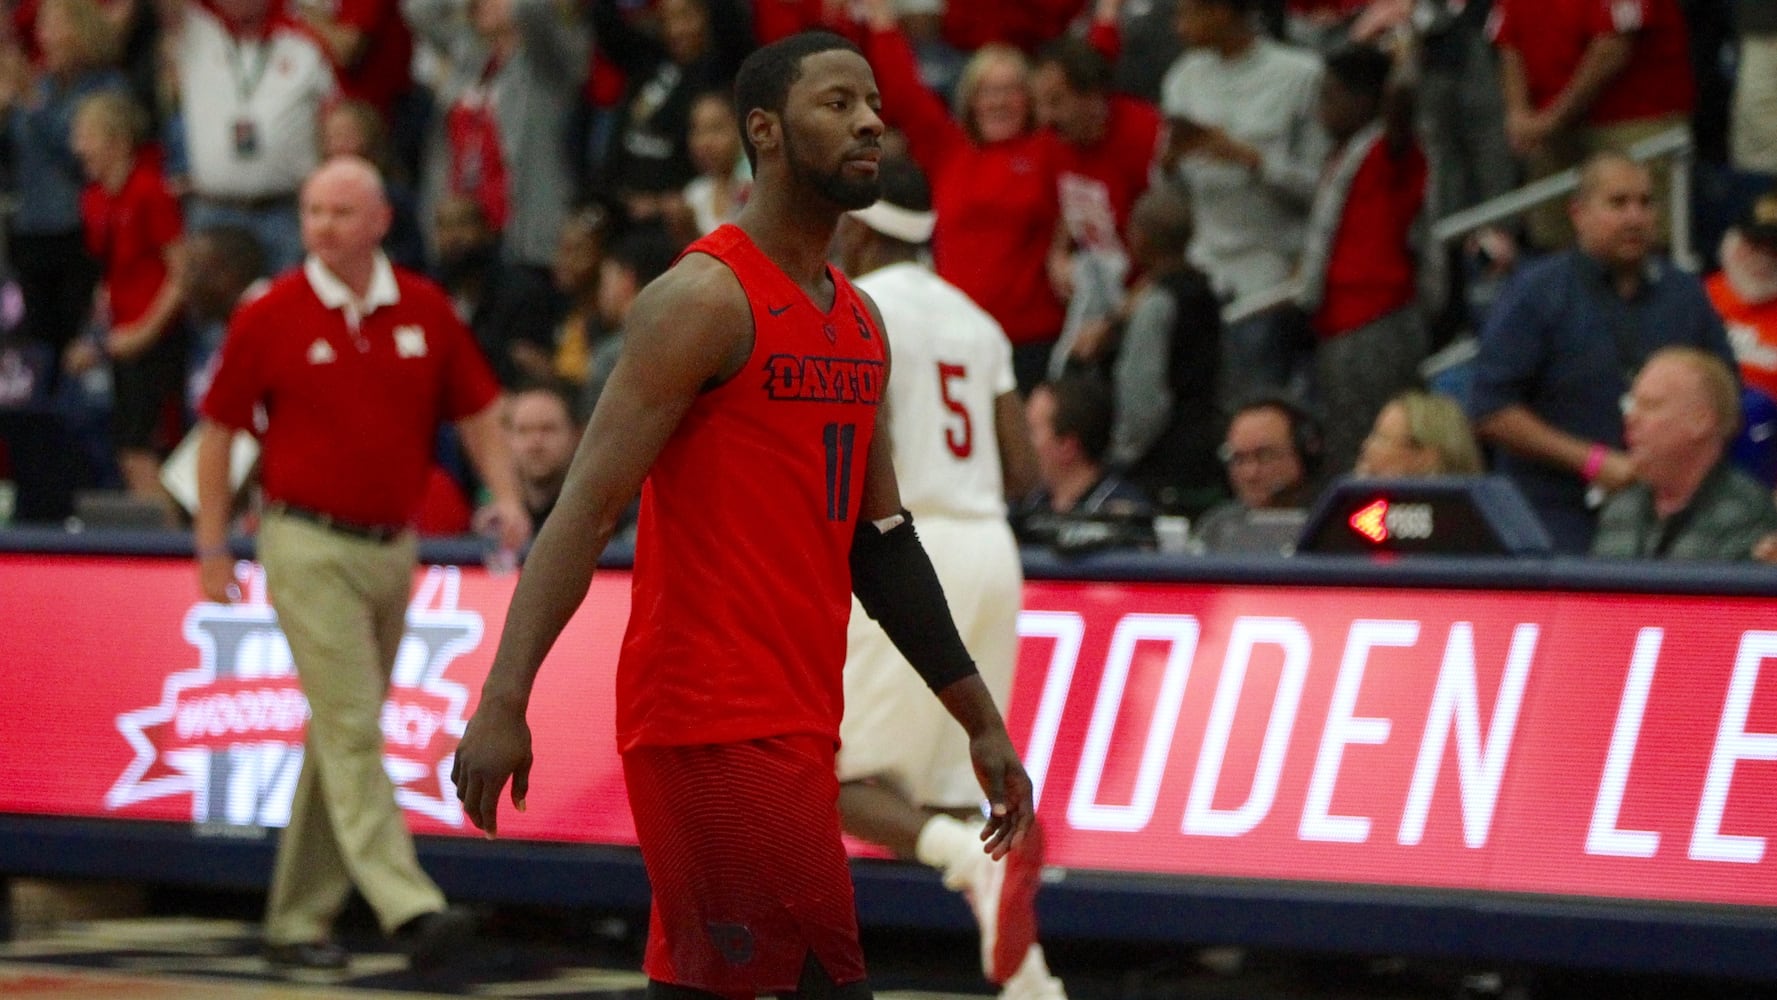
left=198, top=551, right=239, bottom=603
left=969, top=726, right=1033, bottom=859
left=452, top=694, right=532, bottom=838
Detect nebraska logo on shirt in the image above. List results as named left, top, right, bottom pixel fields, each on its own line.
left=1610, top=0, right=1644, bottom=31
left=307, top=339, right=336, bottom=365
left=394, top=325, right=428, bottom=358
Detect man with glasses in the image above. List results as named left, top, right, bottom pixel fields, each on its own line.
left=1191, top=396, right=1322, bottom=554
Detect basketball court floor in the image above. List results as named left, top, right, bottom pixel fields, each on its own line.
left=0, top=904, right=1766, bottom=999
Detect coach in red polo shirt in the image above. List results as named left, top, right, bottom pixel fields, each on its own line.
left=1490, top=0, right=1694, bottom=249
left=191, top=155, right=529, bottom=972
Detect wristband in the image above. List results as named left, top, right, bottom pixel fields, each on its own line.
left=195, top=545, right=230, bottom=559
left=1581, top=444, right=1608, bottom=483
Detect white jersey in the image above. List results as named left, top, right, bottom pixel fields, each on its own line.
left=177, top=4, right=335, bottom=200
left=841, top=262, right=1022, bottom=809
left=855, top=262, right=1016, bottom=519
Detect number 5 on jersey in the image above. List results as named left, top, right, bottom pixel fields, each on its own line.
left=937, top=362, right=972, bottom=458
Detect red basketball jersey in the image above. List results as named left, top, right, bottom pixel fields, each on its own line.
left=615, top=225, right=887, bottom=751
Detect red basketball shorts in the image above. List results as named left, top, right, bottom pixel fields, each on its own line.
left=622, top=734, right=868, bottom=995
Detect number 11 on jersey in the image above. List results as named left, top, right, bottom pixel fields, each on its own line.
left=824, top=422, right=857, bottom=521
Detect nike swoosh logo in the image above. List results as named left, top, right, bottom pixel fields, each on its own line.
left=768, top=302, right=794, bottom=317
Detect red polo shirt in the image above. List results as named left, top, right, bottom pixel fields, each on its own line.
left=200, top=260, right=499, bottom=527
left=1488, top=0, right=1693, bottom=125
left=81, top=154, right=182, bottom=327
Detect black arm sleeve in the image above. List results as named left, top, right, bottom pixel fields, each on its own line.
left=849, top=511, right=980, bottom=693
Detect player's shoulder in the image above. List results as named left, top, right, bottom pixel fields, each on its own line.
left=637, top=250, right=749, bottom=320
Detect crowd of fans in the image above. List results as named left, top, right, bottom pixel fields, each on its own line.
left=0, top=0, right=1774, bottom=562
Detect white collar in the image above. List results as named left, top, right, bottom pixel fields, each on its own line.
left=304, top=252, right=399, bottom=324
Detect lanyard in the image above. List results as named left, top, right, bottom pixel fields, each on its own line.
left=226, top=34, right=274, bottom=105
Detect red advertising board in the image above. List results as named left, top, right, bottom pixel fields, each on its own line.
left=4, top=554, right=1776, bottom=910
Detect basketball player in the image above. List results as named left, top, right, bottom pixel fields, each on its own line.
left=450, top=32, right=1035, bottom=1000
left=829, top=156, right=1063, bottom=1000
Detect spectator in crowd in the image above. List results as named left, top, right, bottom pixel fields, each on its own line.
left=547, top=201, right=612, bottom=390
left=829, top=155, right=1060, bottom=999
left=1160, top=0, right=1329, bottom=403
left=1296, top=40, right=1431, bottom=474
left=1101, top=0, right=1183, bottom=103
left=587, top=0, right=750, bottom=219
left=1282, top=0, right=1367, bottom=53
left=0, top=0, right=126, bottom=388
left=1391, top=0, right=1514, bottom=225
left=1032, top=33, right=1163, bottom=377
left=1732, top=0, right=1777, bottom=176
left=1192, top=395, right=1322, bottom=553
left=502, top=380, right=578, bottom=526
left=1593, top=347, right=1777, bottom=559
left=679, top=89, right=750, bottom=238
left=1353, top=388, right=1482, bottom=477
left=70, top=90, right=186, bottom=502
left=180, top=224, right=267, bottom=412
left=1488, top=0, right=1694, bottom=250
left=857, top=0, right=1067, bottom=392
left=161, top=0, right=336, bottom=273
left=287, top=0, right=412, bottom=126
left=1072, top=185, right=1226, bottom=516
left=194, top=156, right=528, bottom=971
left=430, top=192, right=561, bottom=387
left=1469, top=153, right=1735, bottom=554
left=1707, top=188, right=1777, bottom=404
left=1018, top=375, right=1152, bottom=521
left=579, top=221, right=679, bottom=418
left=319, top=98, right=424, bottom=268
left=405, top=0, right=589, bottom=271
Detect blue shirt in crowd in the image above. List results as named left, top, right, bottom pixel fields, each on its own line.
left=4, top=69, right=128, bottom=236
left=1468, top=249, right=1734, bottom=554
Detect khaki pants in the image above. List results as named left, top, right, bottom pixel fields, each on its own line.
left=1733, top=35, right=1777, bottom=175
left=1523, top=114, right=1690, bottom=250
left=259, top=513, right=444, bottom=946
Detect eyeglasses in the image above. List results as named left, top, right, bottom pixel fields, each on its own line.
left=1217, top=443, right=1292, bottom=467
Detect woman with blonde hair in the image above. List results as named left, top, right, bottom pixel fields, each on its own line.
left=856, top=0, right=1065, bottom=391
left=0, top=0, right=127, bottom=388
left=1355, top=389, right=1485, bottom=477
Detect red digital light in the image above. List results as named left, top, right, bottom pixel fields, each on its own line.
left=1349, top=499, right=1389, bottom=543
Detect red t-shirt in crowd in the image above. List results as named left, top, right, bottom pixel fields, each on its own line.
left=1053, top=95, right=1163, bottom=255
left=1488, top=0, right=1693, bottom=125
left=615, top=225, right=885, bottom=751
left=81, top=155, right=182, bottom=327
left=200, top=263, right=499, bottom=527
left=863, top=26, right=1064, bottom=346
left=324, top=0, right=413, bottom=113
left=1315, top=138, right=1428, bottom=337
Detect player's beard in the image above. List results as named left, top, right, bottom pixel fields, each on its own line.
left=784, top=127, right=879, bottom=210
